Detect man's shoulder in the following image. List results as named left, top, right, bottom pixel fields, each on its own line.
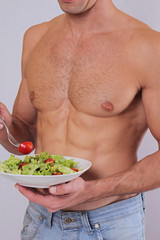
left=24, top=22, right=49, bottom=41
left=121, top=14, right=160, bottom=87
left=21, top=15, right=63, bottom=62
left=119, top=11, right=160, bottom=48
left=131, top=26, right=160, bottom=87
left=124, top=13, right=160, bottom=54
left=132, top=27, right=160, bottom=48
left=24, top=15, right=63, bottom=44
left=133, top=27, right=160, bottom=70
left=124, top=18, right=160, bottom=64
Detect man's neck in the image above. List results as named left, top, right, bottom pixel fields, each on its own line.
left=63, top=0, right=118, bottom=38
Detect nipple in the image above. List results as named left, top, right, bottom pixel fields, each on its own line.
left=29, top=91, right=35, bottom=101
left=101, top=101, right=114, bottom=112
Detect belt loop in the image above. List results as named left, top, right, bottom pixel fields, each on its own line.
left=81, top=212, right=94, bottom=234
left=47, top=212, right=53, bottom=229
left=141, top=193, right=146, bottom=211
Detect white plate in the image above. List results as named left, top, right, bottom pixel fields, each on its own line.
left=0, top=156, right=92, bottom=188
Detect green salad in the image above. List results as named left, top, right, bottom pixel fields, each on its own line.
left=0, top=151, right=81, bottom=175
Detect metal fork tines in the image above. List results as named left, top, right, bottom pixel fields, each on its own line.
left=0, top=117, right=20, bottom=147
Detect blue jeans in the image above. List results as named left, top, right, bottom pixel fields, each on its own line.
left=21, top=193, right=145, bottom=240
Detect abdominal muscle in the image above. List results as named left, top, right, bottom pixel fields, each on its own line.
left=35, top=106, right=140, bottom=211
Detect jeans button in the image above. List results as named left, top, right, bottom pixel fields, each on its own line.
left=94, top=223, right=100, bottom=229
left=38, top=215, right=43, bottom=220
left=64, top=217, right=72, bottom=224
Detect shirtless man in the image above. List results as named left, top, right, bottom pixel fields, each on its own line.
left=0, top=0, right=160, bottom=239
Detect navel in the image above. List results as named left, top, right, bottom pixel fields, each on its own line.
left=29, top=91, right=35, bottom=101
left=101, top=101, right=114, bottom=112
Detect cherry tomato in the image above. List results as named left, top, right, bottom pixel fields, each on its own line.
left=44, top=158, right=54, bottom=164
left=20, top=163, right=29, bottom=169
left=52, top=172, right=63, bottom=175
left=71, top=167, right=79, bottom=172
left=18, top=141, right=34, bottom=154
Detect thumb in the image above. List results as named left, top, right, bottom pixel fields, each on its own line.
left=49, top=177, right=83, bottom=195
left=0, top=116, right=4, bottom=130
left=0, top=102, right=12, bottom=127
left=49, top=182, right=74, bottom=195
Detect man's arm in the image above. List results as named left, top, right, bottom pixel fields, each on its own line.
left=93, top=31, right=160, bottom=199
left=0, top=23, right=48, bottom=154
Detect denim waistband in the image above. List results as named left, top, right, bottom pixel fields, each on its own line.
left=29, top=193, right=144, bottom=229
left=87, top=193, right=145, bottom=222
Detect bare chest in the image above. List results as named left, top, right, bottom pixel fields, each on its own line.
left=25, top=34, right=140, bottom=117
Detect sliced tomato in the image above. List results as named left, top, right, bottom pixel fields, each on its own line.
left=44, top=158, right=54, bottom=164
left=71, top=167, right=79, bottom=172
left=52, top=172, right=63, bottom=175
left=20, top=163, right=29, bottom=169
left=18, top=141, right=34, bottom=154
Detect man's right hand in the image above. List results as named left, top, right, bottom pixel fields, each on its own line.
left=0, top=102, right=12, bottom=142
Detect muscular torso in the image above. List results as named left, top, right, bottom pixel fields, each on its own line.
left=24, top=15, right=148, bottom=210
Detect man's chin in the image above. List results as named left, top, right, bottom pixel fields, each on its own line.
left=58, top=0, right=97, bottom=15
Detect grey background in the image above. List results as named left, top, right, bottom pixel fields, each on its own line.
left=0, top=1, right=160, bottom=239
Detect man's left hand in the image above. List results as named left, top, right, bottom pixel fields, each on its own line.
left=15, top=177, right=92, bottom=212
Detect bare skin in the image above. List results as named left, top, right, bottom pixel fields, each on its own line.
left=1, top=0, right=160, bottom=212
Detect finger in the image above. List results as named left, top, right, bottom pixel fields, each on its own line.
left=15, top=184, right=73, bottom=212
left=16, top=184, right=71, bottom=203
left=49, top=177, right=83, bottom=195
left=0, top=115, right=4, bottom=130
left=0, top=123, right=4, bottom=130
left=0, top=103, right=12, bottom=126
left=45, top=206, right=62, bottom=213
left=49, top=183, right=70, bottom=195
left=15, top=184, right=51, bottom=206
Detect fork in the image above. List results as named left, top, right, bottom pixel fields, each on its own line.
left=0, top=117, right=20, bottom=147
